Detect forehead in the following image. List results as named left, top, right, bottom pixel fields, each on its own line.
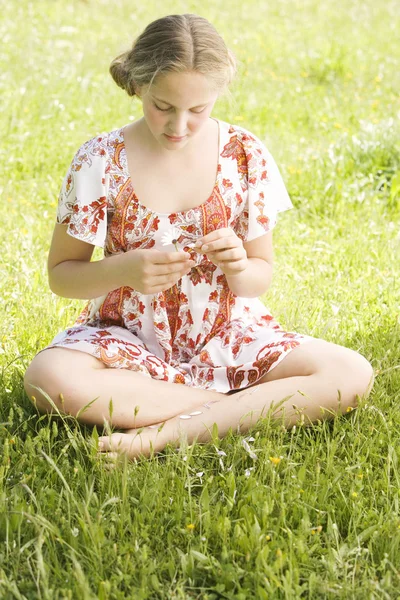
left=148, top=71, right=219, bottom=107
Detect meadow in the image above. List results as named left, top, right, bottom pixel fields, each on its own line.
left=0, top=0, right=399, bottom=597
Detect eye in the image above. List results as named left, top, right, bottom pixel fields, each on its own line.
left=191, top=107, right=206, bottom=114
left=153, top=103, right=171, bottom=112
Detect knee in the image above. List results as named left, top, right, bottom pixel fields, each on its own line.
left=346, top=350, right=374, bottom=400
left=24, top=352, right=63, bottom=413
left=328, top=346, right=374, bottom=408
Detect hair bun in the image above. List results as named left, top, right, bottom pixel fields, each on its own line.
left=109, top=52, right=136, bottom=97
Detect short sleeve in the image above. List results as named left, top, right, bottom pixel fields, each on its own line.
left=234, top=126, right=293, bottom=243
left=57, top=134, right=109, bottom=247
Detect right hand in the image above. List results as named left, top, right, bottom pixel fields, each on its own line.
left=117, top=248, right=196, bottom=294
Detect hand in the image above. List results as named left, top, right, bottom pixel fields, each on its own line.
left=193, top=227, right=248, bottom=277
left=117, top=249, right=196, bottom=294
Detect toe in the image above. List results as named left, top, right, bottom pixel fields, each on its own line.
left=98, top=434, right=124, bottom=453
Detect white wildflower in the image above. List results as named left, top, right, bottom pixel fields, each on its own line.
left=160, top=227, right=182, bottom=251
left=241, top=438, right=258, bottom=460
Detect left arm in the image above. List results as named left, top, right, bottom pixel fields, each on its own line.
left=194, top=228, right=274, bottom=298
left=225, top=256, right=273, bottom=298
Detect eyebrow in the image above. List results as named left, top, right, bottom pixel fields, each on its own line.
left=152, top=95, right=208, bottom=109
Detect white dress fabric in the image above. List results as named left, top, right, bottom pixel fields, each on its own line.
left=43, top=119, right=315, bottom=393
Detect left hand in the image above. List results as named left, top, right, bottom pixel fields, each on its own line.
left=193, top=227, right=248, bottom=276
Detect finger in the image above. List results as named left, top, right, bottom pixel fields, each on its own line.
left=211, top=248, right=245, bottom=261
left=220, top=259, right=248, bottom=272
left=199, top=236, right=239, bottom=253
left=154, top=251, right=192, bottom=264
left=147, top=265, right=195, bottom=293
left=195, top=228, right=234, bottom=247
left=155, top=260, right=195, bottom=276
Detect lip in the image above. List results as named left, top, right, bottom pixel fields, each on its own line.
left=164, top=134, right=187, bottom=142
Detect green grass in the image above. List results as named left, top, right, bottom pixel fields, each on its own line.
left=1, top=0, right=400, bottom=597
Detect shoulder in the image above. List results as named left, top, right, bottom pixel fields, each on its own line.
left=70, top=130, right=119, bottom=171
left=220, top=121, right=270, bottom=167
left=221, top=121, right=267, bottom=154
left=219, top=121, right=269, bottom=183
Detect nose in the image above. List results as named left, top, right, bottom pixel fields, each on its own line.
left=168, top=111, right=188, bottom=136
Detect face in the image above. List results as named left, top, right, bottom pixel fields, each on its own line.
left=137, top=71, right=219, bottom=151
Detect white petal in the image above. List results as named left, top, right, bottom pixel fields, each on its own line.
left=160, top=232, right=173, bottom=245
left=160, top=227, right=181, bottom=247
left=171, top=226, right=181, bottom=238
left=241, top=438, right=258, bottom=460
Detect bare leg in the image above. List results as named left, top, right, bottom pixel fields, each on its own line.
left=97, top=340, right=374, bottom=459
left=24, top=347, right=224, bottom=428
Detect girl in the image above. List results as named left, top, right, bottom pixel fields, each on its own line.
left=24, top=14, right=374, bottom=459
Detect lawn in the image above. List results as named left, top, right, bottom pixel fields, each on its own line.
left=1, top=0, right=399, bottom=598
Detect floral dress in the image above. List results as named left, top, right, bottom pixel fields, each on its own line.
left=44, top=119, right=314, bottom=394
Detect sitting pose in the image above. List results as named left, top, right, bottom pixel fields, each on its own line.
left=24, top=14, right=374, bottom=459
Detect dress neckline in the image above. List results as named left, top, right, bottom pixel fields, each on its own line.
left=119, top=118, right=222, bottom=216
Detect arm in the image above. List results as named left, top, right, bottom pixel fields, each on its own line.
left=48, top=223, right=195, bottom=299
left=47, top=223, right=125, bottom=299
left=226, top=258, right=273, bottom=298
left=225, top=231, right=274, bottom=298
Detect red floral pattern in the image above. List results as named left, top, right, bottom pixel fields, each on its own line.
left=46, top=119, right=314, bottom=393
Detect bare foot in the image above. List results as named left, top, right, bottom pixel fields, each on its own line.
left=97, top=423, right=172, bottom=460
left=97, top=397, right=223, bottom=461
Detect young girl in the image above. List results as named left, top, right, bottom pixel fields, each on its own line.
left=24, top=14, right=374, bottom=459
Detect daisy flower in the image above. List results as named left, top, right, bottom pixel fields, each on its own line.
left=160, top=227, right=182, bottom=251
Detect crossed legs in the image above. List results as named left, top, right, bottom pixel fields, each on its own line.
left=24, top=340, right=374, bottom=459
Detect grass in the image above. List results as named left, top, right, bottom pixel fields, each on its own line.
left=1, top=0, right=399, bottom=597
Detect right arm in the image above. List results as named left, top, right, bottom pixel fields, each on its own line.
left=47, top=223, right=195, bottom=299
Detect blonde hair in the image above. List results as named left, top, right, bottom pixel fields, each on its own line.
left=110, top=14, right=236, bottom=97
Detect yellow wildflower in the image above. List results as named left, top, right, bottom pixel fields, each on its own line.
left=186, top=523, right=195, bottom=530
left=269, top=457, right=281, bottom=465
